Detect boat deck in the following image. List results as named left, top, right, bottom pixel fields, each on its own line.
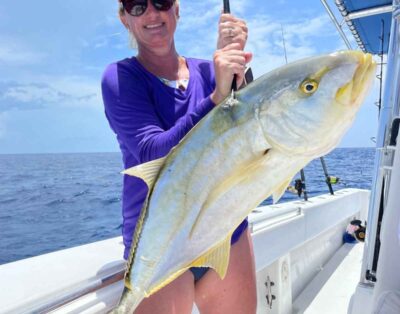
left=294, top=243, right=364, bottom=314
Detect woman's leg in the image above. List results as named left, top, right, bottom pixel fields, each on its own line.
left=194, top=229, right=257, bottom=314
left=134, top=270, right=195, bottom=314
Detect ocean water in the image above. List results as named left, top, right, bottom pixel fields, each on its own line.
left=0, top=148, right=375, bottom=265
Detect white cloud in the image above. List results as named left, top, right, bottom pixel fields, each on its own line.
left=177, top=0, right=250, bottom=56
left=48, top=75, right=102, bottom=109
left=177, top=3, right=341, bottom=77
left=178, top=0, right=250, bottom=33
left=101, top=14, right=122, bottom=28
left=3, top=84, right=63, bottom=104
left=0, top=0, right=378, bottom=153
left=285, top=15, right=334, bottom=38
left=0, top=76, right=102, bottom=112
left=0, top=46, right=45, bottom=66
left=78, top=30, right=128, bottom=51
left=0, top=36, right=46, bottom=65
left=93, top=32, right=125, bottom=49
left=179, top=7, right=220, bottom=32
left=244, top=14, right=342, bottom=77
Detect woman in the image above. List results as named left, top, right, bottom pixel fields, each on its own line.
left=101, top=0, right=256, bottom=312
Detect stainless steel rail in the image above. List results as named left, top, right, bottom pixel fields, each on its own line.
left=333, top=0, right=394, bottom=52
left=319, top=0, right=353, bottom=49
left=28, top=270, right=124, bottom=313
left=347, top=5, right=393, bottom=21
left=361, top=0, right=400, bottom=284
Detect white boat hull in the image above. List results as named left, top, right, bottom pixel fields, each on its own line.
left=0, top=188, right=369, bottom=314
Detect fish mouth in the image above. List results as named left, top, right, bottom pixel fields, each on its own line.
left=335, top=51, right=376, bottom=106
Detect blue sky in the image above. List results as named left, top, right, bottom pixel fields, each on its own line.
left=0, top=0, right=380, bottom=154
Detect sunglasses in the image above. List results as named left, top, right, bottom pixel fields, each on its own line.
left=121, top=0, right=175, bottom=17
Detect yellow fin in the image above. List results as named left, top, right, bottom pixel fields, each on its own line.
left=190, top=235, right=232, bottom=279
left=272, top=178, right=292, bottom=204
left=138, top=236, right=232, bottom=297
left=122, top=156, right=166, bottom=188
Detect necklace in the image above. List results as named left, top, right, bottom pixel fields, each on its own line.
left=159, top=77, right=189, bottom=91
left=159, top=56, right=190, bottom=90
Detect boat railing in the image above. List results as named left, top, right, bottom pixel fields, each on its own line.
left=362, top=0, right=400, bottom=285
left=0, top=189, right=369, bottom=313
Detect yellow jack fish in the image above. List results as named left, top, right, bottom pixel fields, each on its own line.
left=112, top=51, right=376, bottom=313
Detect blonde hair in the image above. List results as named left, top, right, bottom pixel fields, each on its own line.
left=118, top=1, right=124, bottom=16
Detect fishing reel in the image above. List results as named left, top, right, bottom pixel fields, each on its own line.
left=287, top=179, right=305, bottom=197
left=286, top=157, right=341, bottom=201
left=326, top=176, right=340, bottom=185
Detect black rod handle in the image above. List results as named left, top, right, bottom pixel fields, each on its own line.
left=223, top=0, right=237, bottom=91
left=320, top=157, right=334, bottom=195
left=223, top=0, right=230, bottom=13
left=300, top=169, right=308, bottom=201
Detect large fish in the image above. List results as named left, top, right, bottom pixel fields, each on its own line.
left=112, top=50, right=375, bottom=312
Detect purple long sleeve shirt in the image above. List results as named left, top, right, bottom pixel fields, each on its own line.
left=102, top=57, right=247, bottom=259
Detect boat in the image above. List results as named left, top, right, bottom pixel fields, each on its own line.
left=1, top=0, right=399, bottom=313
left=0, top=189, right=371, bottom=314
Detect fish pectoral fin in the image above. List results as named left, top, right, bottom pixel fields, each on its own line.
left=272, top=178, right=292, bottom=204
left=122, top=156, right=167, bottom=188
left=190, top=235, right=232, bottom=280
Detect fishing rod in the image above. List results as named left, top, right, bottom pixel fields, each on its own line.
left=223, top=0, right=230, bottom=14
left=223, top=0, right=237, bottom=92
left=300, top=170, right=309, bottom=201
left=320, top=157, right=335, bottom=195
left=222, top=0, right=254, bottom=91
left=376, top=19, right=385, bottom=116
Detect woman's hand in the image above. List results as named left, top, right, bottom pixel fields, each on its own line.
left=211, top=13, right=252, bottom=105
left=211, top=43, right=252, bottom=105
left=217, top=14, right=249, bottom=50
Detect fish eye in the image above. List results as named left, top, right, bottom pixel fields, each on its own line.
left=300, top=79, right=319, bottom=95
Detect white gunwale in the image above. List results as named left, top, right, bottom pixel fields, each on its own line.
left=0, top=188, right=369, bottom=314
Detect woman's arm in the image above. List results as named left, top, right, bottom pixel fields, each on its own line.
left=102, top=63, right=215, bottom=164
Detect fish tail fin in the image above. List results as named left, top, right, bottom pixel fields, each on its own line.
left=110, top=287, right=145, bottom=314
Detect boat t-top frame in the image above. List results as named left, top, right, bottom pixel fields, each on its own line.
left=321, top=0, right=400, bottom=302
